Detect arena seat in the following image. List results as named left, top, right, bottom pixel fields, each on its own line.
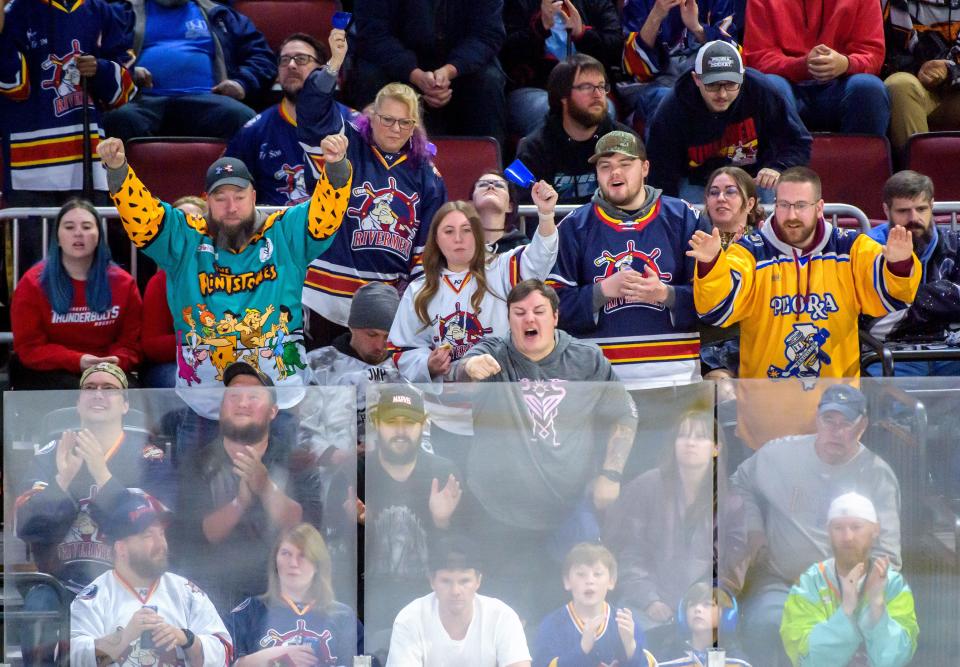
left=125, top=138, right=227, bottom=202
left=432, top=136, right=502, bottom=201
left=906, top=132, right=960, bottom=202
left=234, top=0, right=339, bottom=54
left=808, top=133, right=892, bottom=220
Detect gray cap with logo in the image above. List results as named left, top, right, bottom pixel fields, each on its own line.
left=695, top=40, right=745, bottom=85
left=205, top=157, right=254, bottom=193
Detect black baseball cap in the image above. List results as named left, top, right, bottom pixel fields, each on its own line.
left=818, top=384, right=867, bottom=421
left=695, top=41, right=745, bottom=85
left=223, top=361, right=275, bottom=387
left=97, top=491, right=171, bottom=542
left=205, top=157, right=254, bottom=193
left=375, top=386, right=425, bottom=421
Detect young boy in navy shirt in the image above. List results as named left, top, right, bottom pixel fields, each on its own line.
left=533, top=543, right=656, bottom=666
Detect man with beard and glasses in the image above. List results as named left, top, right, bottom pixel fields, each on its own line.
left=516, top=54, right=632, bottom=206
left=71, top=491, right=232, bottom=667
left=689, top=166, right=920, bottom=449
left=170, top=361, right=324, bottom=614
left=864, top=171, right=960, bottom=376
left=355, top=385, right=462, bottom=659
left=100, top=0, right=276, bottom=142
left=97, top=132, right=352, bottom=427
left=226, top=31, right=358, bottom=206
left=780, top=493, right=917, bottom=667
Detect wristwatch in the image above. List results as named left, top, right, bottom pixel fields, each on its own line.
left=181, top=628, right=196, bottom=649
left=599, top=468, right=623, bottom=483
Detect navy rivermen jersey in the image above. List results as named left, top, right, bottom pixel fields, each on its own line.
left=14, top=430, right=175, bottom=593
left=548, top=195, right=707, bottom=388
left=228, top=596, right=362, bottom=666
left=226, top=102, right=357, bottom=206
left=532, top=602, right=656, bottom=667
left=694, top=218, right=920, bottom=379
left=0, top=0, right=137, bottom=193
left=110, top=160, right=351, bottom=418
left=298, top=69, right=447, bottom=326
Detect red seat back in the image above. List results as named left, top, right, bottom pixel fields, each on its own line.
left=234, top=0, right=339, bottom=54
left=432, top=136, right=502, bottom=201
left=126, top=138, right=227, bottom=202
left=906, top=132, right=960, bottom=202
left=808, top=134, right=892, bottom=220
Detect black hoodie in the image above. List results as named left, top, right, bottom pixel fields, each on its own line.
left=646, top=68, right=812, bottom=197
left=515, top=113, right=632, bottom=204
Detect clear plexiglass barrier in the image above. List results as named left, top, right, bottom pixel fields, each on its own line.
left=4, top=377, right=958, bottom=666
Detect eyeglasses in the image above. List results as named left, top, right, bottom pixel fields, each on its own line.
left=707, top=186, right=742, bottom=199
left=278, top=54, right=319, bottom=67
left=375, top=113, right=416, bottom=130
left=571, top=82, right=611, bottom=94
left=775, top=200, right=816, bottom=214
left=702, top=81, right=741, bottom=93
left=475, top=179, right=507, bottom=190
left=81, top=384, right=123, bottom=397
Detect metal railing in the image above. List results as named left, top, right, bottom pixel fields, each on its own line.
left=934, top=201, right=960, bottom=230
left=516, top=202, right=872, bottom=233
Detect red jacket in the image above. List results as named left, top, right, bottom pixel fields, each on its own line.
left=12, top=263, right=143, bottom=372
left=744, top=0, right=884, bottom=82
left=142, top=271, right=175, bottom=363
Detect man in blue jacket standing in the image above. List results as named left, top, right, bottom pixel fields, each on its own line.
left=102, top=0, right=276, bottom=142
left=646, top=40, right=811, bottom=203
left=353, top=0, right=506, bottom=146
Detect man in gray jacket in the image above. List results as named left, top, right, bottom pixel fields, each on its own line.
left=450, top=279, right=637, bottom=622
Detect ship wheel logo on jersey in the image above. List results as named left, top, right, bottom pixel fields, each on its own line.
left=593, top=241, right=672, bottom=313
left=348, top=178, right=420, bottom=259
left=520, top=379, right=567, bottom=448
left=274, top=163, right=309, bottom=204
left=767, top=322, right=832, bottom=381
left=434, top=302, right=493, bottom=359
left=261, top=620, right=336, bottom=663
left=41, top=39, right=89, bottom=117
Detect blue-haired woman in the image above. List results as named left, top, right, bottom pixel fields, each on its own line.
left=11, top=198, right=142, bottom=389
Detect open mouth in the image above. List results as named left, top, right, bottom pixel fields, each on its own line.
left=523, top=328, right=539, bottom=341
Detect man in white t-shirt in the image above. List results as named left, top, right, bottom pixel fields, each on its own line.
left=386, top=537, right=531, bottom=667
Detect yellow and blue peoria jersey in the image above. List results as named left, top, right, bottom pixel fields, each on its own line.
left=694, top=219, right=919, bottom=380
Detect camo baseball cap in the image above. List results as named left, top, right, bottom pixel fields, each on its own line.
left=587, top=130, right=646, bottom=164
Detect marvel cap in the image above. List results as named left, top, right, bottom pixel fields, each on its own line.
left=348, top=282, right=400, bottom=331
left=695, top=40, right=744, bottom=85
left=827, top=492, right=878, bottom=524
left=80, top=362, right=128, bottom=390
left=818, top=384, right=867, bottom=421
left=223, top=360, right=275, bottom=387
left=205, top=157, right=254, bottom=193
left=588, top=130, right=645, bottom=164
left=375, top=386, right=425, bottom=421
left=98, top=491, right=171, bottom=542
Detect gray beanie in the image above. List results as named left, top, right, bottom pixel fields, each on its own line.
left=349, top=282, right=400, bottom=331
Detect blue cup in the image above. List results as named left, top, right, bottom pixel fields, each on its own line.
left=332, top=11, right=352, bottom=29
left=505, top=159, right=535, bottom=188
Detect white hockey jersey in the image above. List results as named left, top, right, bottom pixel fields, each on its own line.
left=389, top=229, right=560, bottom=383
left=70, top=570, right=232, bottom=667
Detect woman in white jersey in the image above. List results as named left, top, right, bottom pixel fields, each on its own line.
left=390, top=181, right=560, bottom=383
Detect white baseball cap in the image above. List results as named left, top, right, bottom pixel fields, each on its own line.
left=827, top=492, right=878, bottom=524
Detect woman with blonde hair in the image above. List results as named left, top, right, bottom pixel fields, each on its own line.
left=228, top=523, right=362, bottom=665
left=296, top=29, right=447, bottom=348
left=389, top=181, right=559, bottom=382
